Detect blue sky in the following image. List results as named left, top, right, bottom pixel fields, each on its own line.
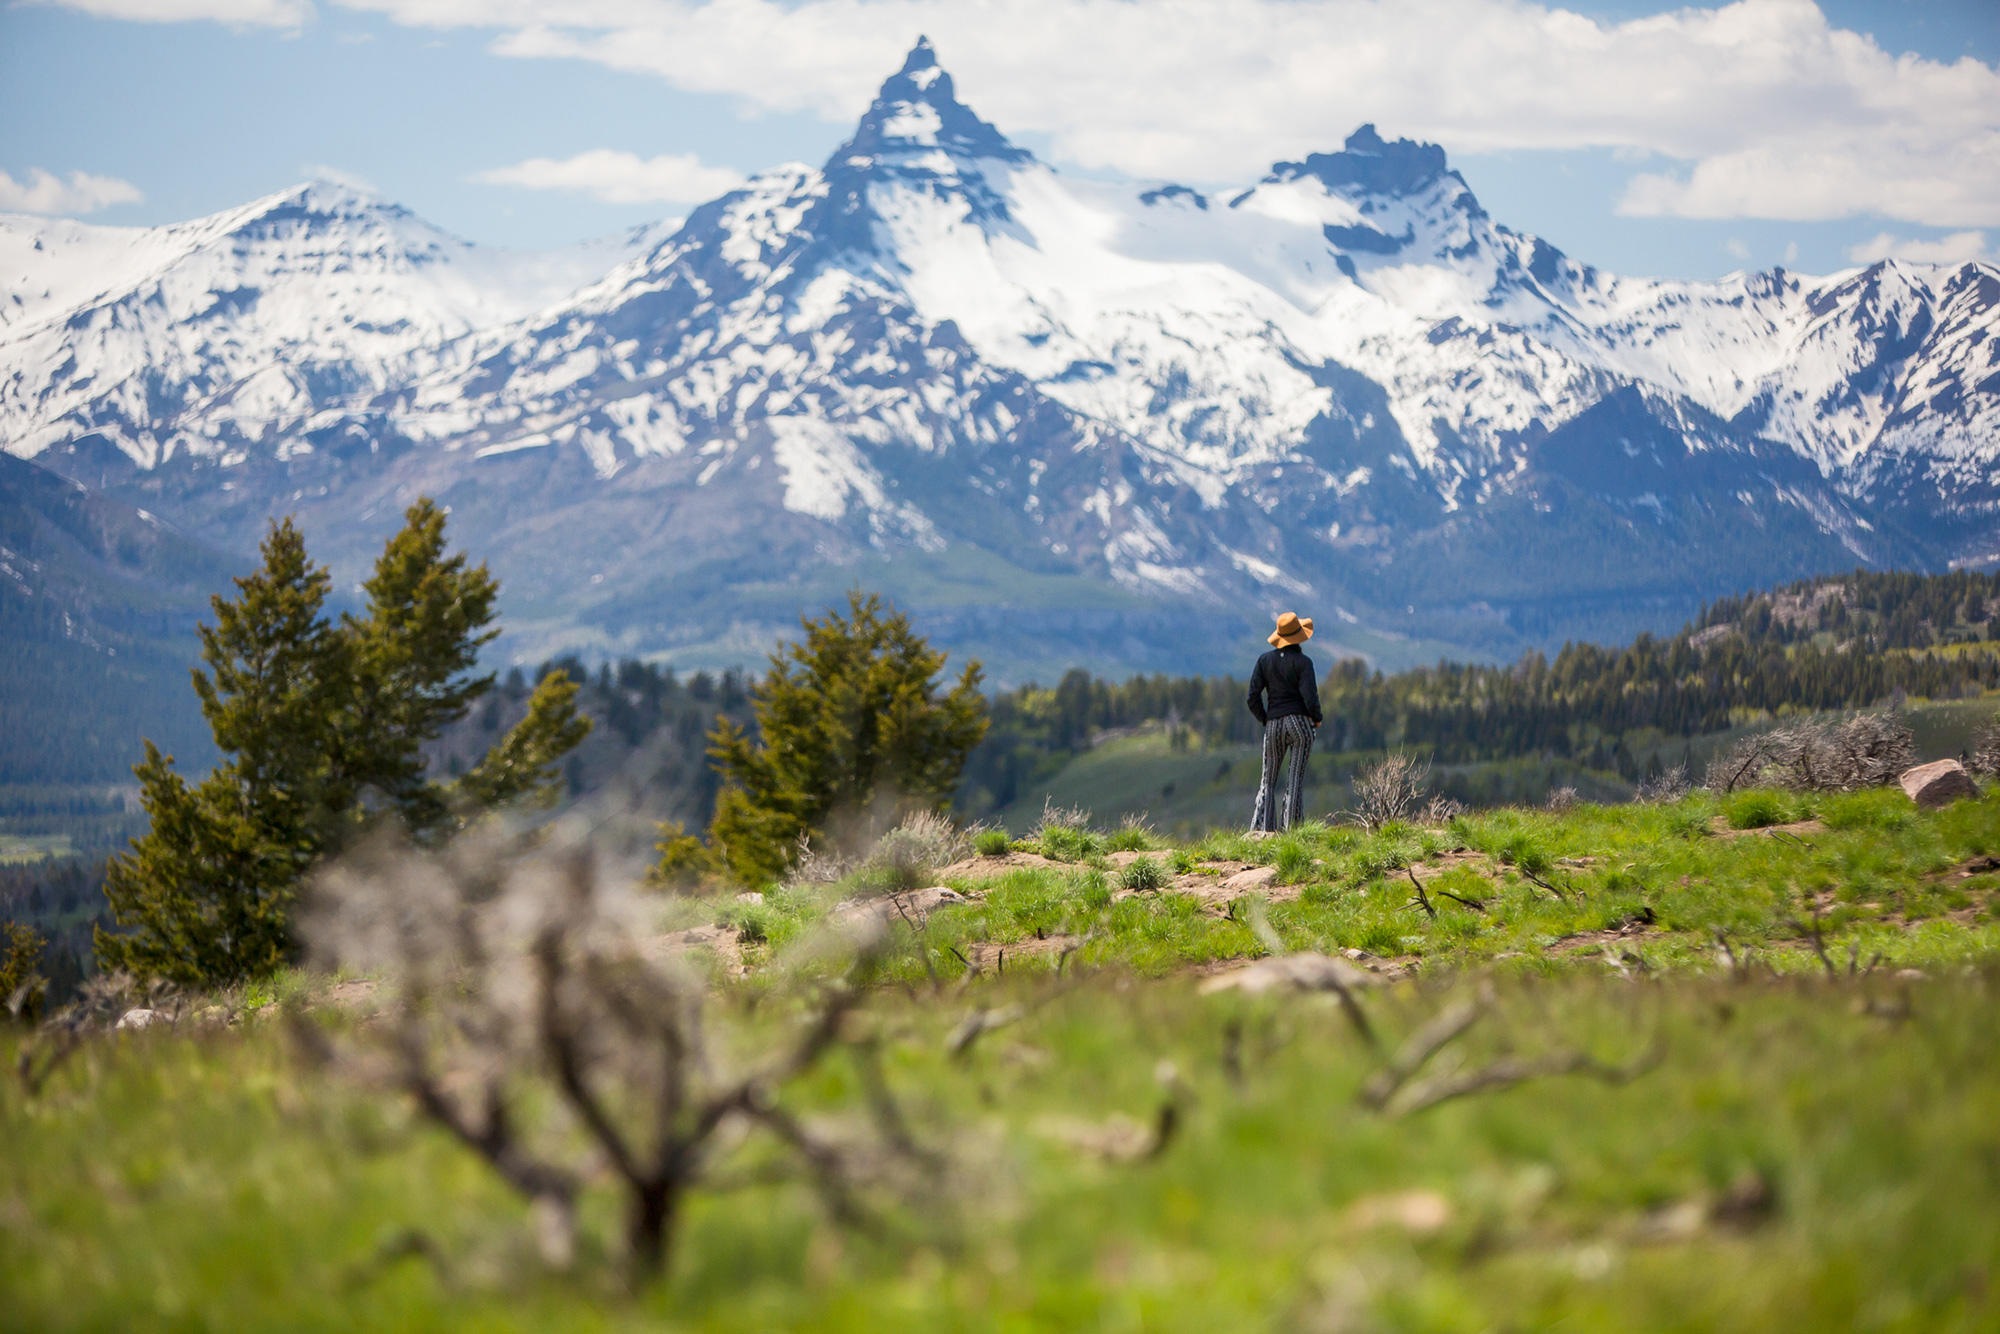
left=2, top=0, right=1994, bottom=278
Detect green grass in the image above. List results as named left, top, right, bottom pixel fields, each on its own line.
left=6, top=967, right=2000, bottom=1330
left=8, top=787, right=2000, bottom=1329
left=0, top=833, right=73, bottom=864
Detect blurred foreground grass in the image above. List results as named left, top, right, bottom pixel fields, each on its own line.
left=5, top=968, right=1998, bottom=1330
left=6, top=786, right=2000, bottom=1330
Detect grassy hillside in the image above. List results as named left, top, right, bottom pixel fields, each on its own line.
left=984, top=696, right=2000, bottom=836
left=6, top=783, right=2000, bottom=1329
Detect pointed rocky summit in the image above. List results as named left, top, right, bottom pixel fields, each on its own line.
left=834, top=36, right=1032, bottom=167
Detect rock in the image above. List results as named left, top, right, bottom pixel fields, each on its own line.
left=1199, top=952, right=1374, bottom=996
left=734, top=891, right=765, bottom=905
left=1899, top=759, right=1979, bottom=810
left=1221, top=866, right=1278, bottom=894
left=114, top=1008, right=166, bottom=1031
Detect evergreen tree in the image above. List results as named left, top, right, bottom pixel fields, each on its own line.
left=340, top=497, right=501, bottom=835
left=99, top=502, right=590, bottom=987
left=705, top=592, right=987, bottom=884
left=100, top=519, right=342, bottom=985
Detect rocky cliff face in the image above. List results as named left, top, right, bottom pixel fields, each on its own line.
left=4, top=38, right=1995, bottom=678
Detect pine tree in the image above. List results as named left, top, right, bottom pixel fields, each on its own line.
left=99, top=519, right=341, bottom=986
left=1, top=921, right=48, bottom=1021
left=704, top=591, right=987, bottom=884
left=340, top=497, right=502, bottom=836
left=99, top=502, right=591, bottom=987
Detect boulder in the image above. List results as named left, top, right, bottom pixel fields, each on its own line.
left=114, top=1008, right=166, bottom=1031
left=1899, top=759, right=1979, bottom=810
left=1222, top=866, right=1278, bottom=894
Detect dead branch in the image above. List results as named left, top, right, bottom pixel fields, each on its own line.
left=302, top=834, right=922, bottom=1286
left=947, top=1003, right=1025, bottom=1059
left=1359, top=989, right=1488, bottom=1110
left=1790, top=907, right=1837, bottom=979
left=1711, top=927, right=1761, bottom=981
left=1518, top=867, right=1569, bottom=902
left=1405, top=868, right=1437, bottom=920
left=1387, top=1039, right=1666, bottom=1117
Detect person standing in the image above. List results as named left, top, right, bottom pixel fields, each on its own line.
left=1247, top=612, right=1322, bottom=832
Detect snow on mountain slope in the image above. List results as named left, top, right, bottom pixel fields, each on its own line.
left=0, top=182, right=667, bottom=466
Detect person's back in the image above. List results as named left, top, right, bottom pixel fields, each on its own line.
left=1247, top=614, right=1321, bottom=832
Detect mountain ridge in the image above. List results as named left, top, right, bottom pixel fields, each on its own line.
left=3, top=40, right=1995, bottom=680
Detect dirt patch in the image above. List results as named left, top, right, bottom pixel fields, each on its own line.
left=1709, top=817, right=1827, bottom=841
left=321, top=978, right=380, bottom=1010
left=1547, top=919, right=1655, bottom=956
left=648, top=923, right=747, bottom=980
left=1935, top=854, right=2000, bottom=882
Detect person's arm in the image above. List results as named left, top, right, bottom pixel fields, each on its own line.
left=1245, top=658, right=1269, bottom=725
left=1301, top=655, right=1323, bottom=726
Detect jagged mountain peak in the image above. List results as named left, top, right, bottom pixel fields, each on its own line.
left=833, top=37, right=1033, bottom=168
left=1268, top=124, right=1476, bottom=212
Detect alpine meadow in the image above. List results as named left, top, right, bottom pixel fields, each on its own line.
left=5, top=6, right=2000, bottom=1331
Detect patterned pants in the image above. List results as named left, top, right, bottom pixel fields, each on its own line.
left=1251, top=714, right=1317, bottom=832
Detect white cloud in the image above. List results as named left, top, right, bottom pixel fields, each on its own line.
left=63, top=0, right=2000, bottom=226
left=1845, top=230, right=1989, bottom=265
left=41, top=0, right=313, bottom=25
left=1724, top=237, right=1751, bottom=259
left=470, top=149, right=747, bottom=203
left=0, top=168, right=144, bottom=215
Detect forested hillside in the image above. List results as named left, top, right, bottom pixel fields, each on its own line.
left=0, top=452, right=235, bottom=786
left=958, top=569, right=2000, bottom=815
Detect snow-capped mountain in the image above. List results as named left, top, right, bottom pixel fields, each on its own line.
left=5, top=38, right=1997, bottom=677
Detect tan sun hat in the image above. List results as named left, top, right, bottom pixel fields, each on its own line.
left=1268, top=611, right=1314, bottom=647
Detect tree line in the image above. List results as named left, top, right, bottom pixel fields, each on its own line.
left=958, top=570, right=2000, bottom=813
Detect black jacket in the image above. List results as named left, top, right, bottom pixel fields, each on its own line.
left=1247, top=645, right=1322, bottom=726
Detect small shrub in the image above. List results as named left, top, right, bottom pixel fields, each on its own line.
left=1039, top=825, right=1100, bottom=862
left=974, top=830, right=1011, bottom=857
left=870, top=810, right=970, bottom=882
left=1319, top=826, right=1363, bottom=853
left=1106, top=815, right=1153, bottom=853
left=1354, top=918, right=1408, bottom=956
left=1637, top=762, right=1692, bottom=803
left=1275, top=839, right=1314, bottom=884
left=1071, top=871, right=1113, bottom=911
left=1666, top=805, right=1713, bottom=840
left=1033, top=799, right=1098, bottom=861
left=1352, top=753, right=1431, bottom=830
left=1546, top=786, right=1578, bottom=813
left=1709, top=714, right=1915, bottom=793
left=721, top=902, right=772, bottom=944
left=1119, top=857, right=1167, bottom=893
left=1170, top=849, right=1199, bottom=875
left=1725, top=789, right=1792, bottom=830
left=1419, top=795, right=1465, bottom=826
left=1500, top=833, right=1552, bottom=877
